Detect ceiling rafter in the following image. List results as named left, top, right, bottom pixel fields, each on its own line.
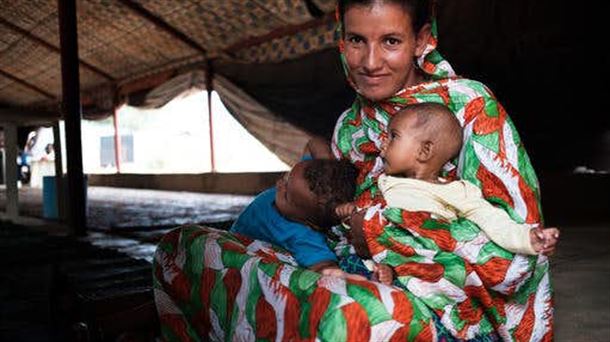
left=0, top=17, right=115, bottom=81
left=0, top=68, right=55, bottom=99
left=116, top=0, right=208, bottom=56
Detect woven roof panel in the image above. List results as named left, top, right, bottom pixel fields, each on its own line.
left=76, top=1, right=199, bottom=78
left=0, top=25, right=22, bottom=52
left=0, top=38, right=56, bottom=82
left=134, top=0, right=315, bottom=53
left=236, top=19, right=337, bottom=63
left=0, top=78, right=49, bottom=105
left=0, top=0, right=335, bottom=111
left=0, top=0, right=57, bottom=31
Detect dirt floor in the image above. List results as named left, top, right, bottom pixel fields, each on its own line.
left=0, top=185, right=254, bottom=229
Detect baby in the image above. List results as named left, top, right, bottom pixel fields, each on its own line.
left=337, top=102, right=560, bottom=284
left=231, top=158, right=358, bottom=272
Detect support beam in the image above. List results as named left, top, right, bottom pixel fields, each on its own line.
left=0, top=68, right=55, bottom=99
left=117, top=0, right=208, bottom=55
left=205, top=60, right=215, bottom=172
left=2, top=123, right=19, bottom=219
left=0, top=17, right=114, bottom=81
left=52, top=121, right=65, bottom=221
left=112, top=108, right=121, bottom=173
left=58, top=0, right=87, bottom=235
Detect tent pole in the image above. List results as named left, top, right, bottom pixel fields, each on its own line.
left=2, top=123, right=19, bottom=219
left=113, top=108, right=122, bottom=173
left=52, top=121, right=66, bottom=221
left=206, top=60, right=216, bottom=173
left=58, top=0, right=87, bottom=235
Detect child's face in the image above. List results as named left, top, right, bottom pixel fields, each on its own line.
left=380, top=113, right=421, bottom=176
left=275, top=161, right=318, bottom=226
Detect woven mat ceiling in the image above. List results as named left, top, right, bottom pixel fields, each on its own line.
left=0, top=0, right=337, bottom=111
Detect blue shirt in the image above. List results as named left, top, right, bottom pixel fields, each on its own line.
left=230, top=187, right=337, bottom=267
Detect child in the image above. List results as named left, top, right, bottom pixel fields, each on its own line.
left=230, top=158, right=358, bottom=272
left=337, top=103, right=559, bottom=283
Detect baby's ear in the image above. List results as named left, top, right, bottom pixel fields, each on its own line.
left=417, top=141, right=434, bottom=162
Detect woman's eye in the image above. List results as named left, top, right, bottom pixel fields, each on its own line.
left=385, top=38, right=400, bottom=46
left=347, top=36, right=363, bottom=44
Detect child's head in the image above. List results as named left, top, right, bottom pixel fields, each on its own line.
left=381, top=103, right=463, bottom=178
left=275, top=159, right=358, bottom=229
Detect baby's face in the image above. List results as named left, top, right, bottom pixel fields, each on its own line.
left=275, top=161, right=318, bottom=226
left=380, top=113, right=421, bottom=176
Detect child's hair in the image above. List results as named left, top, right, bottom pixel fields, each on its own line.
left=303, top=159, right=358, bottom=227
left=396, top=102, right=463, bottom=164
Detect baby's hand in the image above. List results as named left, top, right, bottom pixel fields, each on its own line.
left=530, top=227, right=560, bottom=255
left=335, top=202, right=357, bottom=222
left=373, top=263, right=394, bottom=285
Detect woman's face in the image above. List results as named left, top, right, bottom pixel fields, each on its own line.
left=343, top=2, right=429, bottom=101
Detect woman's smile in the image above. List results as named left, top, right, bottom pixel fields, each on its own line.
left=359, top=73, right=389, bottom=85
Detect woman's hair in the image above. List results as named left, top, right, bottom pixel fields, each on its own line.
left=337, top=0, right=431, bottom=33
left=303, top=159, right=358, bottom=227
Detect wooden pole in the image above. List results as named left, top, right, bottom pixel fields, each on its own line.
left=52, top=121, right=65, bottom=220
left=2, top=123, right=19, bottom=219
left=58, top=0, right=87, bottom=235
left=206, top=61, right=216, bottom=172
left=113, top=108, right=122, bottom=173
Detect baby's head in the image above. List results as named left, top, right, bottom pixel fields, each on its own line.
left=275, top=159, right=358, bottom=230
left=381, top=103, right=463, bottom=178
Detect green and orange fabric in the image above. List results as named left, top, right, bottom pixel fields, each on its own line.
left=154, top=226, right=442, bottom=341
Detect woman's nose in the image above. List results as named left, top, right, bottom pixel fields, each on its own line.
left=363, top=44, right=383, bottom=72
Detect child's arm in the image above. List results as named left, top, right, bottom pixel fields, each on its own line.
left=460, top=182, right=559, bottom=255
left=303, top=136, right=333, bottom=159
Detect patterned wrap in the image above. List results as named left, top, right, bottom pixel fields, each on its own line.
left=152, top=10, right=553, bottom=342
left=154, top=226, right=449, bottom=341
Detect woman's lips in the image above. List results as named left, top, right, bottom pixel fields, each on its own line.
left=360, top=74, right=388, bottom=85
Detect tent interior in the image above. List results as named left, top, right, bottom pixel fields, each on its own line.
left=0, top=0, right=608, bottom=341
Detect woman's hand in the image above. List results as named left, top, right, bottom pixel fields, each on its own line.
left=373, top=263, right=394, bottom=285
left=530, top=227, right=560, bottom=255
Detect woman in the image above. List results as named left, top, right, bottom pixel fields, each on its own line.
left=153, top=1, right=553, bottom=340
left=331, top=0, right=553, bottom=340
